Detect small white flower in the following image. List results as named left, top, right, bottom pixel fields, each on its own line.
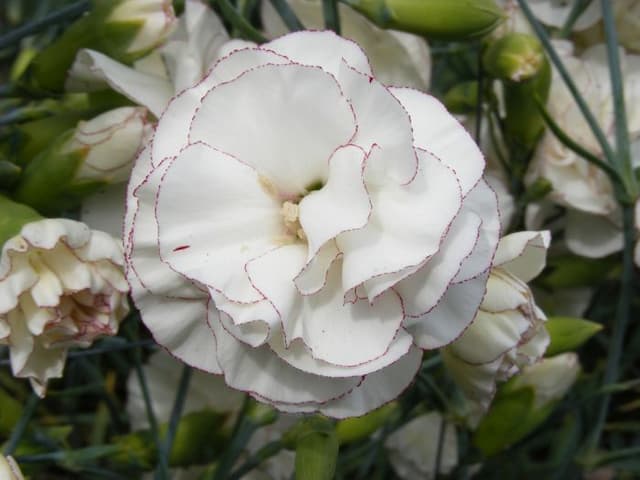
left=126, top=30, right=500, bottom=417
left=261, top=0, right=430, bottom=90
left=0, top=219, right=129, bottom=396
left=107, top=0, right=176, bottom=55
left=511, top=352, right=580, bottom=408
left=442, top=231, right=551, bottom=411
left=0, top=455, right=24, bottom=480
left=385, top=412, right=458, bottom=480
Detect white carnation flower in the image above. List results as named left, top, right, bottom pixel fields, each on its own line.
left=442, top=231, right=551, bottom=411
left=0, top=219, right=129, bottom=396
left=126, top=30, right=500, bottom=418
left=261, top=0, right=430, bottom=90
left=526, top=44, right=640, bottom=260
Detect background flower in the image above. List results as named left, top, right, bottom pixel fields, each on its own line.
left=0, top=218, right=128, bottom=396
left=442, top=231, right=551, bottom=412
left=126, top=30, right=500, bottom=418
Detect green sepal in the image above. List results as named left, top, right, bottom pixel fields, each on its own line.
left=0, top=194, right=43, bottom=247
left=342, top=0, right=504, bottom=40
left=544, top=316, right=603, bottom=357
left=336, top=401, right=399, bottom=444
left=287, top=417, right=338, bottom=480
left=12, top=130, right=104, bottom=215
left=0, top=160, right=21, bottom=189
left=443, top=81, right=479, bottom=114
left=27, top=1, right=144, bottom=92
left=473, top=385, right=556, bottom=456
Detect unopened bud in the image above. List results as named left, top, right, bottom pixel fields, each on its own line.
left=484, top=33, right=545, bottom=82
left=342, top=0, right=504, bottom=40
left=443, top=82, right=479, bottom=114
left=13, top=107, right=149, bottom=214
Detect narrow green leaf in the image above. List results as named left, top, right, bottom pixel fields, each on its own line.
left=269, top=0, right=306, bottom=31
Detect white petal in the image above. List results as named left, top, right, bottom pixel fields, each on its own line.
left=337, top=62, right=418, bottom=184
left=298, top=145, right=370, bottom=259
left=129, top=274, right=221, bottom=373
left=66, top=49, right=173, bottom=117
left=493, top=231, right=551, bottom=283
left=406, top=271, right=489, bottom=350
left=294, top=241, right=341, bottom=295
left=452, top=179, right=501, bottom=283
left=390, top=87, right=484, bottom=196
left=189, top=63, right=356, bottom=194
left=264, top=30, right=372, bottom=77
left=151, top=48, right=291, bottom=166
left=397, top=209, right=482, bottom=317
left=318, top=347, right=422, bottom=419
left=81, top=184, right=127, bottom=240
left=339, top=149, right=461, bottom=297
left=565, top=209, right=623, bottom=258
left=269, top=328, right=413, bottom=378
left=209, top=307, right=361, bottom=404
left=156, top=143, right=282, bottom=302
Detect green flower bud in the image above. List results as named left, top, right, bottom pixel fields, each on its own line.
left=443, top=81, right=479, bottom=114
left=0, top=194, right=42, bottom=247
left=28, top=0, right=175, bottom=92
left=342, top=0, right=504, bottom=40
left=484, top=33, right=545, bottom=82
left=12, top=107, right=149, bottom=215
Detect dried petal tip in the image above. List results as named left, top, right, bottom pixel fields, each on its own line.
left=484, top=33, right=545, bottom=82
left=343, top=0, right=504, bottom=40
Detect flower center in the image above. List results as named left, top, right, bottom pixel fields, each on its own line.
left=281, top=201, right=306, bottom=242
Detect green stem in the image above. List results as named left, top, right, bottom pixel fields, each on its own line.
left=0, top=1, right=90, bottom=51
left=559, top=0, right=593, bottom=38
left=155, top=364, right=192, bottom=476
left=215, top=0, right=268, bottom=43
left=585, top=203, right=636, bottom=452
left=3, top=392, right=39, bottom=456
left=322, top=0, right=341, bottom=34
left=228, top=439, right=284, bottom=480
left=516, top=0, right=617, bottom=168
left=268, top=0, right=306, bottom=31
left=601, top=0, right=639, bottom=199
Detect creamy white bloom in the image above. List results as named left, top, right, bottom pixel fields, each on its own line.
left=107, top=0, right=176, bottom=55
left=261, top=0, right=430, bottom=90
left=0, top=455, right=24, bottom=480
left=385, top=412, right=458, bottom=480
left=511, top=352, right=580, bottom=408
left=496, top=0, right=601, bottom=34
left=125, top=30, right=500, bottom=417
left=67, top=0, right=238, bottom=118
left=442, top=231, right=551, bottom=411
left=0, top=219, right=129, bottom=396
left=526, top=43, right=640, bottom=259
left=67, top=107, right=151, bottom=184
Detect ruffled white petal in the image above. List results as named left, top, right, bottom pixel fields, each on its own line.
left=565, top=209, right=623, bottom=258
left=493, top=230, right=551, bottom=282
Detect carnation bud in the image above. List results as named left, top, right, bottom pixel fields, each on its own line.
left=443, top=81, right=479, bottom=114
left=28, top=0, right=175, bottom=91
left=483, top=33, right=545, bottom=82
left=336, top=402, right=399, bottom=444
left=342, top=0, right=504, bottom=40
left=13, top=107, right=149, bottom=214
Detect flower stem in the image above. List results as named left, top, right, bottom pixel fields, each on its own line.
left=268, top=0, right=306, bottom=31
left=585, top=203, right=636, bottom=452
left=322, top=0, right=341, bottom=34
left=228, top=439, right=284, bottom=480
left=155, top=364, right=192, bottom=477
left=3, top=392, right=39, bottom=456
left=600, top=0, right=639, bottom=199
left=215, top=0, right=268, bottom=43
